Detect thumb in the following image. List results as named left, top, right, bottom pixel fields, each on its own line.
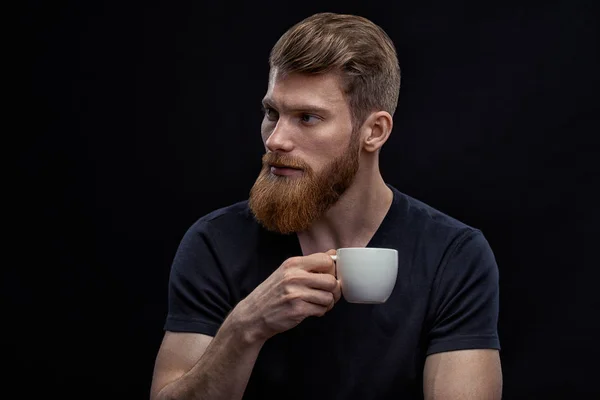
left=325, top=249, right=339, bottom=281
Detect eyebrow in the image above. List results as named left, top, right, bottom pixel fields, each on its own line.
left=262, top=98, right=331, bottom=115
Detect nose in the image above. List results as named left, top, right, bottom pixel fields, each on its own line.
left=264, top=119, right=294, bottom=153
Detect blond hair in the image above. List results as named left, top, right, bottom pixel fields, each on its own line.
left=269, top=12, right=401, bottom=128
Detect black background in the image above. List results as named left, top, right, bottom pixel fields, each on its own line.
left=14, top=0, right=599, bottom=398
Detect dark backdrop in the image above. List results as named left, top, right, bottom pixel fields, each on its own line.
left=14, top=0, right=599, bottom=398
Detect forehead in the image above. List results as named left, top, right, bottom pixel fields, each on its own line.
left=264, top=69, right=348, bottom=111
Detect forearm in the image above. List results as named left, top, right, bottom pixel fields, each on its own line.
left=155, top=314, right=265, bottom=400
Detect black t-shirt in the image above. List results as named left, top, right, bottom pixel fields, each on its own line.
left=164, top=185, right=500, bottom=399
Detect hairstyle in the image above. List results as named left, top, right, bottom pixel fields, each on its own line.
left=269, top=12, right=401, bottom=128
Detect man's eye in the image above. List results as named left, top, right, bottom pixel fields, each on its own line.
left=300, top=114, right=319, bottom=124
left=264, top=107, right=278, bottom=121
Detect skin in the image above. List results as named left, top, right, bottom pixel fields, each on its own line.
left=149, top=70, right=502, bottom=400
left=261, top=69, right=395, bottom=254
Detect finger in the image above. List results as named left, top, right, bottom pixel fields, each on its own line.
left=294, top=287, right=335, bottom=307
left=326, top=248, right=338, bottom=278
left=332, top=280, right=341, bottom=304
left=326, top=296, right=335, bottom=312
left=299, top=272, right=338, bottom=292
left=301, top=301, right=329, bottom=318
left=298, top=252, right=336, bottom=275
left=286, top=273, right=340, bottom=308
left=326, top=281, right=341, bottom=311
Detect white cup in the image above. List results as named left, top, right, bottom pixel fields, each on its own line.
left=331, top=247, right=398, bottom=304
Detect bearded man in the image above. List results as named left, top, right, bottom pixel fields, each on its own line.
left=150, top=12, right=502, bottom=400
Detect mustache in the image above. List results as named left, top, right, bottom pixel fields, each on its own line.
left=262, top=152, right=310, bottom=170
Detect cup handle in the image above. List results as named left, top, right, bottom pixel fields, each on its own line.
left=329, top=254, right=338, bottom=279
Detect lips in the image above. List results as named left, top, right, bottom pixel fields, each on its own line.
left=269, top=164, right=304, bottom=177
left=269, top=164, right=302, bottom=170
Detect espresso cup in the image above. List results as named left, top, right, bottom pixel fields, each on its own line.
left=331, top=247, right=398, bottom=304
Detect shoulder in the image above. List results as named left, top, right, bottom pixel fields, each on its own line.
left=397, top=189, right=473, bottom=232
left=385, top=185, right=492, bottom=270
left=175, top=200, right=262, bottom=252
left=187, top=200, right=257, bottom=235
left=394, top=188, right=498, bottom=283
left=171, top=200, right=262, bottom=268
left=390, top=186, right=479, bottom=242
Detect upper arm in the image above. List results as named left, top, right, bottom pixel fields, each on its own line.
left=424, top=349, right=502, bottom=399
left=150, top=331, right=214, bottom=400
left=423, top=231, right=502, bottom=398
left=165, top=222, right=232, bottom=335
left=151, top=220, right=228, bottom=399
left=426, top=230, right=500, bottom=355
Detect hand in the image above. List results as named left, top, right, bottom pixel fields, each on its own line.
left=231, top=250, right=341, bottom=343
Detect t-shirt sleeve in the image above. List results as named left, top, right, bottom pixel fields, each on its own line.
left=426, top=229, right=501, bottom=355
left=163, top=220, right=232, bottom=337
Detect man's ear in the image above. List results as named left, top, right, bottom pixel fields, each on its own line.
left=361, top=111, right=393, bottom=153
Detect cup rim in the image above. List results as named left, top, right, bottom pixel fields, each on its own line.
left=337, top=247, right=397, bottom=252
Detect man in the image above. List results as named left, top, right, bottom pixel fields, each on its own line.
left=150, top=12, right=502, bottom=400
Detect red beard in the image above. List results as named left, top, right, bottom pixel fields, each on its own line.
left=249, top=141, right=359, bottom=234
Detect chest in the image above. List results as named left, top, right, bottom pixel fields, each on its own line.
left=245, top=292, right=429, bottom=400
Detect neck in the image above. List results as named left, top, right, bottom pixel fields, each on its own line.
left=296, top=160, right=393, bottom=255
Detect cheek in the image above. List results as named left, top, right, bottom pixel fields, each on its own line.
left=260, top=119, right=273, bottom=142
left=309, top=144, right=339, bottom=171
left=310, top=131, right=349, bottom=159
